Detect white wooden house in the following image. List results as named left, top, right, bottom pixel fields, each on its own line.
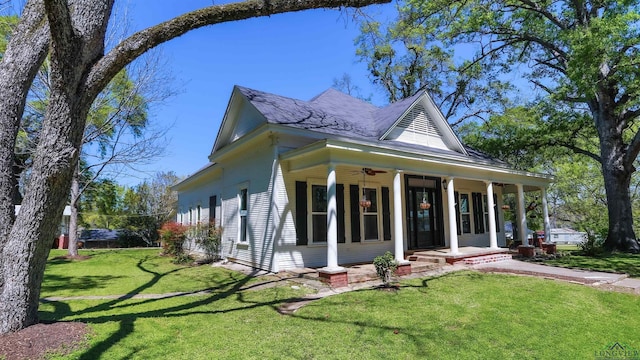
left=173, top=86, right=552, bottom=275
left=550, top=228, right=587, bottom=244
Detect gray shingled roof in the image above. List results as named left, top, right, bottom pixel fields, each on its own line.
left=237, top=86, right=379, bottom=139
left=235, top=85, right=502, bottom=165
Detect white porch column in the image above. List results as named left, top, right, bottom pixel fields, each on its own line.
left=446, top=177, right=459, bottom=254
left=485, top=181, right=498, bottom=249
left=393, top=170, right=406, bottom=263
left=516, top=183, right=528, bottom=246
left=326, top=164, right=340, bottom=269
left=541, top=187, right=551, bottom=243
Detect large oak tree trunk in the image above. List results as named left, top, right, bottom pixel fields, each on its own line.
left=0, top=0, right=112, bottom=333
left=595, top=95, right=640, bottom=253
left=0, top=0, right=389, bottom=335
left=602, top=164, right=639, bottom=252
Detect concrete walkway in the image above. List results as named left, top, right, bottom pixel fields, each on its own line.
left=472, top=259, right=640, bottom=294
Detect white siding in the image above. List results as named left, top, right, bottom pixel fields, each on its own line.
left=178, top=137, right=279, bottom=271
left=276, top=167, right=397, bottom=270
left=219, top=138, right=276, bottom=270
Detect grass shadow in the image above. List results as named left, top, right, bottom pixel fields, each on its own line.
left=40, top=274, right=126, bottom=295
left=39, top=265, right=280, bottom=358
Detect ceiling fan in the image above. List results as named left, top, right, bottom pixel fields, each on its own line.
left=362, top=168, right=387, bottom=176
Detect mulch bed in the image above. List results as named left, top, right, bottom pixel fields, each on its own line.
left=0, top=322, right=90, bottom=360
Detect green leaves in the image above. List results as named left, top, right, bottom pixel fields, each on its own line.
left=0, top=16, right=18, bottom=59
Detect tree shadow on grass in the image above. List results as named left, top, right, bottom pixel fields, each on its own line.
left=38, top=258, right=293, bottom=359
left=38, top=259, right=453, bottom=359
left=40, top=274, right=126, bottom=295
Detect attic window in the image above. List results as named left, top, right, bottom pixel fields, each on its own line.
left=397, top=104, right=442, bottom=137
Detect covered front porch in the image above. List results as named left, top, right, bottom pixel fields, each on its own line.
left=280, top=139, right=553, bottom=286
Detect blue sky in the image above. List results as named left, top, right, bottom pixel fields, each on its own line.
left=123, top=1, right=395, bottom=186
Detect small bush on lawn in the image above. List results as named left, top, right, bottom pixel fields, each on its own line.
left=373, top=251, right=398, bottom=286
left=158, top=222, right=188, bottom=258
left=579, top=234, right=605, bottom=256
left=189, top=223, right=223, bottom=263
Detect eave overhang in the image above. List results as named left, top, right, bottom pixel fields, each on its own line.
left=280, top=138, right=554, bottom=188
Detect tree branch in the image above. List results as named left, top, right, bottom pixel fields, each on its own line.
left=0, top=0, right=49, bottom=242
left=624, top=128, right=640, bottom=168
left=85, top=0, right=390, bottom=102
left=512, top=0, right=568, bottom=30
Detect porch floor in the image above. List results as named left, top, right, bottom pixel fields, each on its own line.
left=280, top=247, right=511, bottom=286
left=283, top=260, right=442, bottom=285
left=409, top=246, right=511, bottom=264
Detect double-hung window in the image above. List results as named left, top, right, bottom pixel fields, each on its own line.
left=459, top=193, right=471, bottom=234
left=239, top=188, right=248, bottom=243
left=310, top=184, right=328, bottom=243
left=362, top=187, right=380, bottom=241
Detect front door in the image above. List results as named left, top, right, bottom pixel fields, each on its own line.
left=406, top=176, right=444, bottom=249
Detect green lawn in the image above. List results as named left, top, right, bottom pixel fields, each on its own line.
left=43, top=249, right=269, bottom=298
left=544, top=248, right=640, bottom=278
left=41, top=249, right=639, bottom=359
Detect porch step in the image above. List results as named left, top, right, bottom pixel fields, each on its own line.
left=407, top=254, right=447, bottom=264
left=462, top=254, right=513, bottom=265
left=408, top=262, right=441, bottom=274
left=347, top=262, right=442, bottom=284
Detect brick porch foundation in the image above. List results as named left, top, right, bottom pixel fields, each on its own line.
left=318, top=269, right=348, bottom=288
left=395, top=263, right=412, bottom=276
left=518, top=245, right=535, bottom=257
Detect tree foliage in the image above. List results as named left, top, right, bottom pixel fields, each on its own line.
left=355, top=10, right=512, bottom=125
left=363, top=0, right=640, bottom=252
left=119, top=171, right=179, bottom=246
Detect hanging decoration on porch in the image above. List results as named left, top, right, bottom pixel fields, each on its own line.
left=360, top=169, right=371, bottom=209
left=420, top=175, right=431, bottom=210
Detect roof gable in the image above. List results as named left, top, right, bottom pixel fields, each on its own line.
left=211, top=85, right=471, bottom=159
left=379, top=92, right=467, bottom=155
left=211, top=86, right=268, bottom=154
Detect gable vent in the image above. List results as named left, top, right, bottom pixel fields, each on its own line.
left=397, top=104, right=442, bottom=137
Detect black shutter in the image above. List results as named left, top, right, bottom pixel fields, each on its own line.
left=208, top=195, right=217, bottom=225
left=478, top=193, right=485, bottom=233
left=337, top=184, right=345, bottom=243
left=472, top=192, right=485, bottom=234
left=455, top=191, right=461, bottom=235
left=382, top=187, right=391, bottom=241
left=494, top=193, right=500, bottom=232
left=350, top=185, right=361, bottom=242
left=295, top=181, right=308, bottom=245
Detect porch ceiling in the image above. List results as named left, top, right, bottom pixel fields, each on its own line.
left=280, top=139, right=553, bottom=188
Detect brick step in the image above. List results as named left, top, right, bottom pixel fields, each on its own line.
left=407, top=255, right=447, bottom=264
left=462, top=254, right=513, bottom=265
left=347, top=262, right=441, bottom=284
left=409, top=262, right=440, bottom=273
